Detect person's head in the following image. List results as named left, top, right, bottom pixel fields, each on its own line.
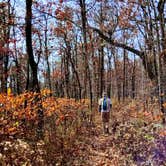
left=102, top=92, right=107, bottom=98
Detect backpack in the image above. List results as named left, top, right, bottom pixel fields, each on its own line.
left=102, top=97, right=107, bottom=111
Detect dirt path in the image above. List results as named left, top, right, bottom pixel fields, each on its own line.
left=86, top=134, right=118, bottom=166
left=74, top=111, right=166, bottom=166
left=75, top=115, right=123, bottom=166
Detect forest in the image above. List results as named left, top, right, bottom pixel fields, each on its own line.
left=0, top=0, right=166, bottom=165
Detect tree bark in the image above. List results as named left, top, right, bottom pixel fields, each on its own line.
left=25, top=0, right=39, bottom=92
left=123, top=49, right=127, bottom=101
left=131, top=55, right=136, bottom=99
left=25, top=0, right=43, bottom=139
left=44, top=15, right=52, bottom=92
left=79, top=0, right=93, bottom=115
left=64, top=36, right=82, bottom=100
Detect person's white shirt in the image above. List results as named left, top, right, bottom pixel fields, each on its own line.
left=98, top=97, right=112, bottom=112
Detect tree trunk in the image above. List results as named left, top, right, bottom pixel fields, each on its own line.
left=131, top=55, right=136, bottom=99
left=158, top=0, right=166, bottom=123
left=79, top=0, right=93, bottom=115
left=44, top=15, right=52, bottom=92
left=64, top=36, right=82, bottom=100
left=123, top=49, right=127, bottom=101
left=13, top=25, right=21, bottom=94
left=0, top=1, right=10, bottom=93
left=106, top=47, right=112, bottom=98
left=25, top=0, right=43, bottom=139
left=113, top=52, right=121, bottom=102
left=99, top=43, right=105, bottom=97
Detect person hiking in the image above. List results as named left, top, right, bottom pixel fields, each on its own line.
left=98, top=92, right=112, bottom=134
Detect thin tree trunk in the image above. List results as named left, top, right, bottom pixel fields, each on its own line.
left=1, top=1, right=10, bottom=93
left=99, top=45, right=104, bottom=97
left=131, top=55, right=136, bottom=99
left=113, top=51, right=121, bottom=102
left=79, top=0, right=93, bottom=116
left=106, top=47, right=112, bottom=98
left=13, top=26, right=21, bottom=94
left=64, top=36, right=82, bottom=100
left=44, top=15, right=52, bottom=92
left=158, top=0, right=166, bottom=123
left=123, top=49, right=126, bottom=101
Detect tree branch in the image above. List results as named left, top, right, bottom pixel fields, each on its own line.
left=91, top=27, right=144, bottom=58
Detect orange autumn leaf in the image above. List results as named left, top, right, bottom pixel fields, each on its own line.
left=163, top=102, right=166, bottom=108
left=153, top=115, right=162, bottom=121
left=159, top=130, right=166, bottom=137
left=143, top=111, right=151, bottom=117
left=8, top=127, right=17, bottom=133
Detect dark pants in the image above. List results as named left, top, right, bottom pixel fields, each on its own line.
left=101, top=112, right=110, bottom=134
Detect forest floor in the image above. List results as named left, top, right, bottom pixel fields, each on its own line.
left=71, top=115, right=123, bottom=166
left=0, top=100, right=166, bottom=166
left=61, top=99, right=166, bottom=165
left=72, top=111, right=166, bottom=166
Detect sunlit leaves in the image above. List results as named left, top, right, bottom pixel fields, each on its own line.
left=163, top=102, right=166, bottom=108
left=0, top=91, right=89, bottom=136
